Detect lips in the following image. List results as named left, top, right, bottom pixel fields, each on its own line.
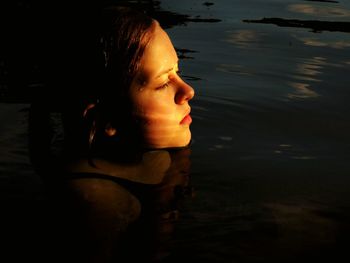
left=180, top=110, right=192, bottom=125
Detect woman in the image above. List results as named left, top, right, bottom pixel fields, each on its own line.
left=29, top=5, right=195, bottom=263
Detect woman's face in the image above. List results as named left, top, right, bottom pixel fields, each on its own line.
left=130, top=22, right=195, bottom=149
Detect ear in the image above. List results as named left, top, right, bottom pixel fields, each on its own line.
left=83, top=103, right=96, bottom=118
left=83, top=103, right=117, bottom=137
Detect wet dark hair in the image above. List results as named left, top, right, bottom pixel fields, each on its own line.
left=63, top=6, right=156, bottom=159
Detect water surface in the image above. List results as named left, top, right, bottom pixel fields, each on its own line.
left=163, top=0, right=350, bottom=261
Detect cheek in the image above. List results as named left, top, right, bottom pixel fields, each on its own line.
left=134, top=99, right=176, bottom=125
left=131, top=95, right=191, bottom=148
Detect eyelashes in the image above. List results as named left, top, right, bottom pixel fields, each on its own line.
left=156, top=82, right=170, bottom=90
left=156, top=70, right=182, bottom=90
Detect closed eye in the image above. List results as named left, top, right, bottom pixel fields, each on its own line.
left=156, top=81, right=170, bottom=90
left=155, top=69, right=182, bottom=90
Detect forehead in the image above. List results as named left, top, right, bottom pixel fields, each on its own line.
left=139, top=23, right=178, bottom=76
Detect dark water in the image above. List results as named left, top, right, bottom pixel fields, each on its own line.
left=1, top=0, right=350, bottom=262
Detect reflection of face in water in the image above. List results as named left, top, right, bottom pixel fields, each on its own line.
left=130, top=22, right=195, bottom=149
left=59, top=147, right=193, bottom=262
left=129, top=147, right=193, bottom=261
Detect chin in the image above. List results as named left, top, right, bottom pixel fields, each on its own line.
left=165, top=129, right=192, bottom=149
left=143, top=130, right=192, bottom=149
left=174, top=131, right=192, bottom=147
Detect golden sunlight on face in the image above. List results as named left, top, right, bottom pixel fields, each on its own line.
left=130, top=22, right=195, bottom=149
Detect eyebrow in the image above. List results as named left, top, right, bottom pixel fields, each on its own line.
left=156, top=67, right=173, bottom=79
left=155, top=60, right=179, bottom=79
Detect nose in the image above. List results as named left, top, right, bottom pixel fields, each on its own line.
left=175, top=78, right=195, bottom=105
